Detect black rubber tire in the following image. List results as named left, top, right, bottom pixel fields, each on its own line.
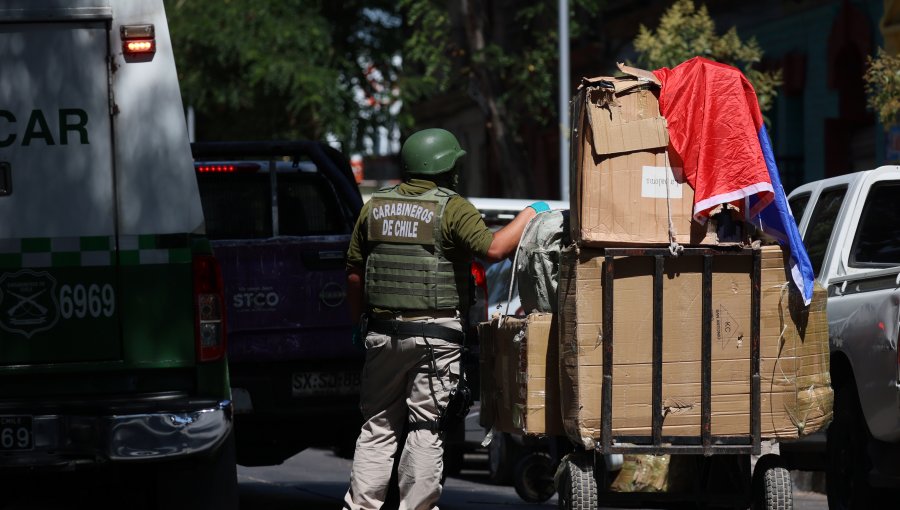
left=557, top=451, right=597, bottom=510
left=826, top=382, right=872, bottom=510
left=488, top=432, right=519, bottom=485
left=756, top=466, right=793, bottom=510
left=513, top=452, right=556, bottom=503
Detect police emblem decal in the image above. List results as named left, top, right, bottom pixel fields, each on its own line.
left=0, top=270, right=60, bottom=338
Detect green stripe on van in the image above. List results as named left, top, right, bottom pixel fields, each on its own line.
left=80, top=236, right=111, bottom=251
left=0, top=235, right=195, bottom=268
left=0, top=253, right=21, bottom=267
left=21, top=238, right=51, bottom=252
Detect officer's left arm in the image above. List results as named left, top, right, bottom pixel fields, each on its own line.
left=345, top=204, right=368, bottom=327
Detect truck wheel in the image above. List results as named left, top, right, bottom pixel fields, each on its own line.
left=827, top=383, right=871, bottom=510
left=488, top=432, right=519, bottom=485
left=557, top=451, right=597, bottom=510
left=513, top=452, right=556, bottom=503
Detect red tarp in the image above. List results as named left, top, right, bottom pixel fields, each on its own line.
left=653, top=57, right=774, bottom=221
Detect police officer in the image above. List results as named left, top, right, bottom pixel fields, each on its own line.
left=342, top=128, right=548, bottom=510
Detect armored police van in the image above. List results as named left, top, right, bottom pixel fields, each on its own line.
left=0, top=1, right=236, bottom=507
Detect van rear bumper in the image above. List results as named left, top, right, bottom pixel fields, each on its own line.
left=0, top=399, right=232, bottom=468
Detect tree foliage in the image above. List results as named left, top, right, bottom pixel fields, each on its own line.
left=633, top=0, right=782, bottom=114
left=864, top=48, right=900, bottom=128
left=397, top=0, right=603, bottom=196
left=167, top=0, right=609, bottom=196
left=165, top=0, right=404, bottom=149
left=399, top=0, right=602, bottom=130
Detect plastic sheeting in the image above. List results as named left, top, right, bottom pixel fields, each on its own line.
left=510, top=210, right=570, bottom=315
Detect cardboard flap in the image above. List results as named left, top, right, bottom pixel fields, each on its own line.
left=616, top=62, right=661, bottom=85
left=589, top=105, right=669, bottom=155
left=581, top=75, right=647, bottom=95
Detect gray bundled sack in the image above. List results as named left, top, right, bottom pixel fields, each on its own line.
left=510, top=209, right=570, bottom=314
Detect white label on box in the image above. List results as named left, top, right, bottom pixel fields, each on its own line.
left=641, top=166, right=684, bottom=199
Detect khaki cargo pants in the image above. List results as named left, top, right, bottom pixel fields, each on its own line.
left=342, top=316, right=462, bottom=510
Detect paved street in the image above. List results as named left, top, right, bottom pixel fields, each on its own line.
left=0, top=446, right=830, bottom=509
left=238, top=448, right=829, bottom=510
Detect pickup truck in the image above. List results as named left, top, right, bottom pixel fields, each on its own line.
left=191, top=141, right=364, bottom=466
left=787, top=166, right=900, bottom=507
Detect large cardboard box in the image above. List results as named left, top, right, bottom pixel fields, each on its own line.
left=569, top=67, right=716, bottom=246
left=478, top=313, right=564, bottom=436
left=557, top=244, right=832, bottom=448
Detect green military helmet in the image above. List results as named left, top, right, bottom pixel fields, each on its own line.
left=401, top=128, right=466, bottom=175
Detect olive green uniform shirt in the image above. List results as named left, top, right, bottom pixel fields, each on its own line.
left=346, top=179, right=494, bottom=274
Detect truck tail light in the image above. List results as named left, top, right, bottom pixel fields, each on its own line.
left=121, top=24, right=156, bottom=59
left=195, top=162, right=261, bottom=174
left=193, top=254, right=227, bottom=362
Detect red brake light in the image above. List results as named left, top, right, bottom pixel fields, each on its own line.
left=197, top=164, right=237, bottom=174
left=195, top=163, right=262, bottom=174
left=121, top=25, right=156, bottom=58
left=471, top=261, right=487, bottom=289
left=193, top=254, right=227, bottom=362
left=125, top=40, right=155, bottom=54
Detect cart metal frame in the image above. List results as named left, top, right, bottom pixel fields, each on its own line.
left=597, top=246, right=762, bottom=456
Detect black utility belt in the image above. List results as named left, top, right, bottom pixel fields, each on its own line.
left=367, top=318, right=465, bottom=344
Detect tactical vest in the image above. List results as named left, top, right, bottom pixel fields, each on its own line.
left=364, top=186, right=470, bottom=311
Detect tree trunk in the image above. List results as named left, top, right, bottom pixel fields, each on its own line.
left=457, top=0, right=533, bottom=197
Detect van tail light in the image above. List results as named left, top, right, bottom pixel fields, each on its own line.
left=193, top=254, right=227, bottom=362
left=121, top=24, right=156, bottom=58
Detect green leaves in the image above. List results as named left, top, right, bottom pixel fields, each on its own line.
left=864, top=49, right=900, bottom=129
left=166, top=0, right=403, bottom=148
left=633, top=0, right=781, bottom=115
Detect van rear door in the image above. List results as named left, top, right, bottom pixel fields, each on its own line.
left=0, top=15, right=121, bottom=363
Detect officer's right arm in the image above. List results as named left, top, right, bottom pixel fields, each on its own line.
left=483, top=206, right=538, bottom=262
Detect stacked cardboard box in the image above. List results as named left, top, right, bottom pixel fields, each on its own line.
left=557, top=244, right=832, bottom=448
left=478, top=313, right=564, bottom=436
left=569, top=68, right=718, bottom=246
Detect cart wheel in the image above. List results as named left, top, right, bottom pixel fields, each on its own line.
left=753, top=463, right=793, bottom=510
left=557, top=451, right=597, bottom=510
left=488, top=432, right=520, bottom=485
left=513, top=452, right=556, bottom=503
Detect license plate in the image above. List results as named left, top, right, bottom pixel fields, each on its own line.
left=0, top=415, right=33, bottom=451
left=292, top=371, right=361, bottom=397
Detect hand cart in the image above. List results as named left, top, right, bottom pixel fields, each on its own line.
left=556, top=247, right=793, bottom=509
